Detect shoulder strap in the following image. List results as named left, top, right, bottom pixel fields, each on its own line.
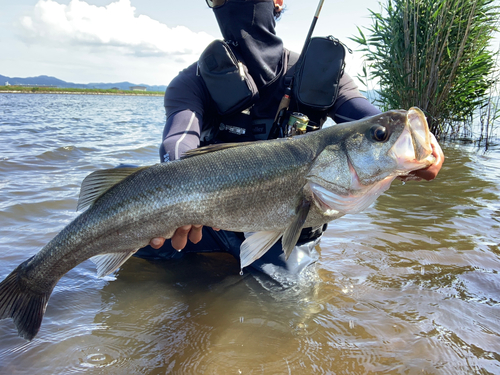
left=284, top=49, right=300, bottom=87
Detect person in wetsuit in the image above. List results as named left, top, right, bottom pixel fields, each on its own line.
left=135, top=0, right=444, bottom=282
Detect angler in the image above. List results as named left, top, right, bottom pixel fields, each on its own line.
left=140, top=0, right=444, bottom=281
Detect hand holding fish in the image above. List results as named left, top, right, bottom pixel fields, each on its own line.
left=150, top=225, right=219, bottom=250
left=398, top=133, right=444, bottom=182
left=150, top=225, right=202, bottom=250
left=412, top=134, right=444, bottom=181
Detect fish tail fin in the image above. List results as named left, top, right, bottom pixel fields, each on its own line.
left=0, top=265, right=51, bottom=341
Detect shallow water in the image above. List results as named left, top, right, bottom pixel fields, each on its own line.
left=0, top=93, right=499, bottom=374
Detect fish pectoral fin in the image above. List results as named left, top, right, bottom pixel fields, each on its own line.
left=282, top=199, right=310, bottom=260
left=91, top=250, right=138, bottom=278
left=240, top=231, right=282, bottom=270
left=77, top=167, right=148, bottom=211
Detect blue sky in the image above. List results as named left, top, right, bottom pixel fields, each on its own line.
left=0, top=0, right=381, bottom=85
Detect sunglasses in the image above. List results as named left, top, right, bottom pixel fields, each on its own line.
left=206, top=0, right=272, bottom=9
left=205, top=0, right=228, bottom=8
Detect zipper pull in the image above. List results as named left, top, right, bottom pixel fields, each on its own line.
left=238, top=62, right=245, bottom=81
left=328, top=35, right=353, bottom=54
left=341, top=41, right=353, bottom=54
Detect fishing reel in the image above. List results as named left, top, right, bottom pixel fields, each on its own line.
left=269, top=111, right=320, bottom=139
left=286, top=112, right=319, bottom=137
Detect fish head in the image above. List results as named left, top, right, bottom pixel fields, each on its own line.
left=307, top=107, right=436, bottom=215
left=346, top=106, right=435, bottom=184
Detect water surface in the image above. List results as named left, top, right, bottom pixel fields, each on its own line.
left=0, top=93, right=499, bottom=374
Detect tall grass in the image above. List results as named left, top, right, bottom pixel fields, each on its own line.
left=352, top=0, right=499, bottom=141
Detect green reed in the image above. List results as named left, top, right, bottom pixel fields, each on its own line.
left=351, top=0, right=499, bottom=142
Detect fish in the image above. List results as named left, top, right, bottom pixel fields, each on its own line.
left=0, top=107, right=436, bottom=340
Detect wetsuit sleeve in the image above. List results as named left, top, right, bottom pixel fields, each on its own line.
left=159, top=110, right=202, bottom=162
left=158, top=62, right=212, bottom=162
left=328, top=72, right=381, bottom=123
left=333, top=97, right=382, bottom=123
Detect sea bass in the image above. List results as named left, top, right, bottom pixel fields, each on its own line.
left=0, top=107, right=436, bottom=340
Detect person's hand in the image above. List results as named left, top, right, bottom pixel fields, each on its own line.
left=399, top=133, right=445, bottom=181
left=149, top=225, right=220, bottom=251
left=415, top=133, right=444, bottom=180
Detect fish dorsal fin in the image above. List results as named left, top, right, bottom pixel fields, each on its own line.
left=181, top=142, right=256, bottom=159
left=91, top=249, right=138, bottom=277
left=282, top=199, right=310, bottom=260
left=240, top=231, right=282, bottom=270
left=77, top=167, right=145, bottom=211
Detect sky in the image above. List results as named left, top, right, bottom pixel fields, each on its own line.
left=0, top=0, right=383, bottom=86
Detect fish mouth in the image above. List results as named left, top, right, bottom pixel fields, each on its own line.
left=390, top=107, right=436, bottom=173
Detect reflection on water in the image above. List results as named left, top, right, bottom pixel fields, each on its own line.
left=0, top=94, right=499, bottom=374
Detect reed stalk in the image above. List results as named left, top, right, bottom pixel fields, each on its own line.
left=351, top=0, right=499, bottom=142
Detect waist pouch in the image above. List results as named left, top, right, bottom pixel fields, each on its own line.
left=198, top=40, right=259, bottom=116
left=293, top=36, right=347, bottom=112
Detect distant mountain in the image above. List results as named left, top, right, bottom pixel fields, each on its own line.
left=0, top=74, right=167, bottom=92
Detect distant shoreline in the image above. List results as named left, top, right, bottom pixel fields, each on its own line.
left=0, top=86, right=164, bottom=96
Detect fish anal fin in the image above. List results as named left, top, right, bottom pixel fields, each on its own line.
left=91, top=250, right=138, bottom=278
left=77, top=167, right=147, bottom=212
left=240, top=231, right=282, bottom=270
left=282, top=199, right=310, bottom=260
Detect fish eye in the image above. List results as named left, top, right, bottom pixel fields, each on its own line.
left=370, top=125, right=389, bottom=142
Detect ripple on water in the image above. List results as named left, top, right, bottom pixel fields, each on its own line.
left=177, top=316, right=300, bottom=374
left=78, top=351, right=118, bottom=370
left=36, top=145, right=97, bottom=162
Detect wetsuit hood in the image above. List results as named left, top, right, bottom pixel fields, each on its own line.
left=213, top=0, right=284, bottom=88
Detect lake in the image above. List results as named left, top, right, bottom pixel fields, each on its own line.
left=0, top=93, right=499, bottom=374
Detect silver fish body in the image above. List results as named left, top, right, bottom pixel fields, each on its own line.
left=0, top=107, right=436, bottom=340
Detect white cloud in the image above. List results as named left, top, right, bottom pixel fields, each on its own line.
left=20, top=0, right=215, bottom=59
